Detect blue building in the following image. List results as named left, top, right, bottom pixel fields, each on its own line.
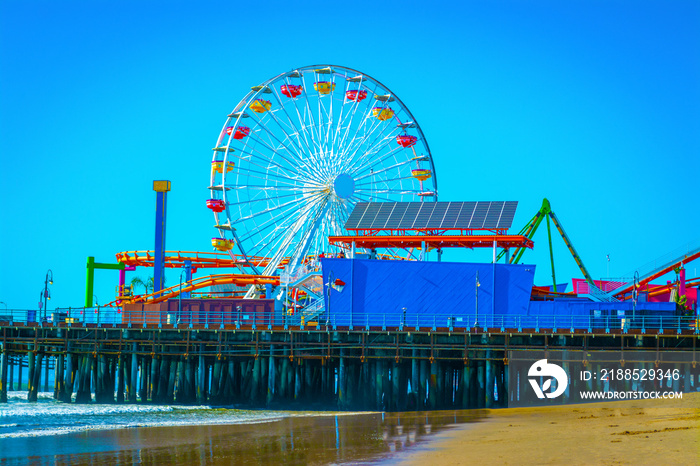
left=318, top=258, right=677, bottom=330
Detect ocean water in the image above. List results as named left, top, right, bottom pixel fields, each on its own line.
left=0, top=392, right=290, bottom=439
left=0, top=393, right=486, bottom=465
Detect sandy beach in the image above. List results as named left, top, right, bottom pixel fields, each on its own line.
left=1, top=393, right=697, bottom=465
left=399, top=392, right=700, bottom=465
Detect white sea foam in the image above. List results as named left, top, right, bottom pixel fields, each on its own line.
left=0, top=425, right=96, bottom=438
left=0, top=414, right=286, bottom=439
left=0, top=399, right=294, bottom=439
left=0, top=402, right=177, bottom=417
left=6, top=391, right=56, bottom=401
left=0, top=392, right=376, bottom=439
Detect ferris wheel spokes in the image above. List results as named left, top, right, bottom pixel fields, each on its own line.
left=337, top=113, right=399, bottom=173
left=342, top=134, right=402, bottom=178
left=239, top=123, right=329, bottom=187
left=238, top=188, right=328, bottom=247
left=353, top=158, right=415, bottom=182
left=245, top=114, right=306, bottom=164
left=269, top=87, right=320, bottom=166
left=247, top=192, right=331, bottom=290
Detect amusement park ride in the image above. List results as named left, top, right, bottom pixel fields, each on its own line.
left=104, top=65, right=698, bottom=322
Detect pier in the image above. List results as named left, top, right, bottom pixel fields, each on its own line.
left=0, top=306, right=696, bottom=410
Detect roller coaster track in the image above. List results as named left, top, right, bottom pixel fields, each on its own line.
left=611, top=241, right=700, bottom=298
left=115, top=250, right=289, bottom=269
left=617, top=278, right=700, bottom=301
left=109, top=273, right=280, bottom=306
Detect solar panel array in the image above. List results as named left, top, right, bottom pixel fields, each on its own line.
left=344, top=201, right=518, bottom=231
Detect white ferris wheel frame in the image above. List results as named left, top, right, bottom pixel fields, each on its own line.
left=209, top=64, right=438, bottom=278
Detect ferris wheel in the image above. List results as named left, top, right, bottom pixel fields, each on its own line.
left=206, top=65, right=438, bottom=278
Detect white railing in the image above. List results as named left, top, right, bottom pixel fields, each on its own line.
left=280, top=261, right=321, bottom=285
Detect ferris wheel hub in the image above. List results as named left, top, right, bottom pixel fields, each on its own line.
left=333, top=173, right=355, bottom=200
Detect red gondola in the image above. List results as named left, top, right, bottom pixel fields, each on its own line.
left=227, top=126, right=250, bottom=139
left=396, top=135, right=417, bottom=148
left=206, top=199, right=226, bottom=213
left=281, top=84, right=303, bottom=98
left=346, top=90, right=367, bottom=102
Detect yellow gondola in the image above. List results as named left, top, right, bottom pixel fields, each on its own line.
left=314, top=81, right=335, bottom=95
left=249, top=99, right=271, bottom=113
left=211, top=238, right=235, bottom=251
left=411, top=168, right=432, bottom=181
left=372, top=107, right=394, bottom=121
left=211, top=161, right=235, bottom=173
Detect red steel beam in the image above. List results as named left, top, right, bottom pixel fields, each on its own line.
left=328, top=234, right=533, bottom=250
left=613, top=249, right=700, bottom=298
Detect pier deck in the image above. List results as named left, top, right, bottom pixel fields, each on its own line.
left=0, top=314, right=696, bottom=410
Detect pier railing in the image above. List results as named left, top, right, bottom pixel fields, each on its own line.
left=0, top=307, right=696, bottom=334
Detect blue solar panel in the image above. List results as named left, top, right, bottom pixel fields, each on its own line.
left=373, top=203, right=396, bottom=229
left=501, top=201, right=518, bottom=226
left=344, top=201, right=518, bottom=230
left=384, top=203, right=410, bottom=229
left=414, top=203, right=433, bottom=228
left=453, top=202, right=477, bottom=229
left=345, top=202, right=368, bottom=229
left=426, top=202, right=448, bottom=228
left=440, top=202, right=462, bottom=229
left=482, top=202, right=504, bottom=228
left=470, top=203, right=490, bottom=229
left=398, top=204, right=422, bottom=229
left=356, top=203, right=381, bottom=229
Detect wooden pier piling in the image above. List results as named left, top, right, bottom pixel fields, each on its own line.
left=0, top=323, right=694, bottom=410
left=8, top=356, right=14, bottom=393
left=0, top=344, right=8, bottom=403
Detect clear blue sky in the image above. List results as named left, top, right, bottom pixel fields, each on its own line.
left=1, top=0, right=699, bottom=310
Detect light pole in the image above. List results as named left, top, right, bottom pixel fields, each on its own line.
left=474, top=270, right=480, bottom=327
left=325, top=271, right=334, bottom=329
left=43, top=270, right=53, bottom=321
left=38, top=289, right=47, bottom=322
left=94, top=295, right=99, bottom=325
left=179, top=269, right=186, bottom=325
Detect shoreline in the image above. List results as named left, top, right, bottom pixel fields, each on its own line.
left=1, top=394, right=698, bottom=464
left=393, top=392, right=700, bottom=465
left=0, top=406, right=484, bottom=465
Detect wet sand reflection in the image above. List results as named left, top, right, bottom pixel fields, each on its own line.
left=3, top=410, right=487, bottom=465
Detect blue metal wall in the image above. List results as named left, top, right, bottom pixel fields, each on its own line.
left=320, top=258, right=535, bottom=328
left=318, top=258, right=679, bottom=330
left=527, top=300, right=677, bottom=317
left=524, top=300, right=678, bottom=330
